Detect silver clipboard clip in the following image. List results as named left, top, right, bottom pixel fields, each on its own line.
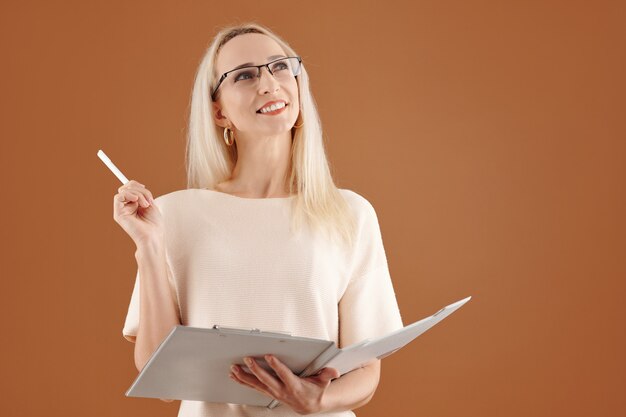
left=212, top=324, right=292, bottom=337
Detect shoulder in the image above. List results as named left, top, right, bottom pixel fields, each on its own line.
left=337, top=188, right=379, bottom=224
left=337, top=189, right=385, bottom=256
left=338, top=188, right=376, bottom=212
left=152, top=188, right=197, bottom=204
left=151, top=188, right=206, bottom=213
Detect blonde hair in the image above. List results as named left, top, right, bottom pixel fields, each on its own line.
left=185, top=22, right=356, bottom=247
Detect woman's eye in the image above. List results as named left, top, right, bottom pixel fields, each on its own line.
left=234, top=71, right=255, bottom=82
left=271, top=63, right=289, bottom=72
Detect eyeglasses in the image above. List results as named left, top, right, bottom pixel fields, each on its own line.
left=211, top=56, right=302, bottom=101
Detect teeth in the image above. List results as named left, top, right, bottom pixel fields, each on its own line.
left=260, top=102, right=286, bottom=113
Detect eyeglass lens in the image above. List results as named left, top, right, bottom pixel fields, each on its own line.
left=228, top=57, right=301, bottom=88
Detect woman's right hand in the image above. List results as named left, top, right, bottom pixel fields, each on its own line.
left=113, top=180, right=164, bottom=247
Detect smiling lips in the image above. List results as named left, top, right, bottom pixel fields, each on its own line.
left=257, top=100, right=288, bottom=115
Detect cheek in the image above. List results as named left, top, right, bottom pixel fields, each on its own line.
left=223, top=96, right=251, bottom=121
left=289, top=82, right=300, bottom=106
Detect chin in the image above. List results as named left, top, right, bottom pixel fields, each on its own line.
left=257, top=121, right=297, bottom=136
left=261, top=127, right=294, bottom=137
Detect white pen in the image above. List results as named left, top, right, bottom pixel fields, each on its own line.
left=97, top=149, right=129, bottom=184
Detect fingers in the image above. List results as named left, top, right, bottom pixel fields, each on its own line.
left=264, top=355, right=298, bottom=386
left=315, top=367, right=340, bottom=383
left=241, top=358, right=284, bottom=394
left=117, top=179, right=145, bottom=191
left=230, top=364, right=276, bottom=399
left=115, top=180, right=154, bottom=208
left=118, top=189, right=150, bottom=207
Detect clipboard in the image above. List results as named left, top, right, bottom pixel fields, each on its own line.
left=126, top=296, right=472, bottom=408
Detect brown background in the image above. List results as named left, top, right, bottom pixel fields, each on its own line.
left=1, top=1, right=624, bottom=416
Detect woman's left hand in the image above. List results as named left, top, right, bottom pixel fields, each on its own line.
left=229, top=354, right=340, bottom=415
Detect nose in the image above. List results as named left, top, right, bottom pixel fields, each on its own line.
left=257, top=66, right=280, bottom=95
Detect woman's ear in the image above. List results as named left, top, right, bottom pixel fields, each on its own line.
left=212, top=102, right=229, bottom=128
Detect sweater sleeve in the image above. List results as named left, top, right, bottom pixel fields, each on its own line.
left=338, top=197, right=404, bottom=348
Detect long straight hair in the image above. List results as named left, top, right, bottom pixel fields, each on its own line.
left=185, top=22, right=356, bottom=247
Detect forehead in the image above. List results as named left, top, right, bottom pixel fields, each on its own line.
left=216, top=33, right=286, bottom=74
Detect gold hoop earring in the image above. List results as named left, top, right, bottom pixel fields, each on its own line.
left=223, top=127, right=235, bottom=146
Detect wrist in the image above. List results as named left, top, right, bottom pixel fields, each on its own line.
left=134, top=236, right=165, bottom=258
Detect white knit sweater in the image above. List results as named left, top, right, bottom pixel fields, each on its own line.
left=123, top=188, right=403, bottom=417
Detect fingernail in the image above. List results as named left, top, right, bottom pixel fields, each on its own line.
left=231, top=365, right=238, bottom=373
left=244, top=357, right=253, bottom=366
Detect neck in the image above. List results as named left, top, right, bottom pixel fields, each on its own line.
left=223, top=131, right=293, bottom=198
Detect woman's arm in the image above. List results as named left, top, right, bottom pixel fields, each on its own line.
left=319, top=359, right=381, bottom=413
left=230, top=356, right=381, bottom=415
left=133, top=238, right=181, bottom=372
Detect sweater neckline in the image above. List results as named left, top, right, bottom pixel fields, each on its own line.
left=200, top=188, right=296, bottom=201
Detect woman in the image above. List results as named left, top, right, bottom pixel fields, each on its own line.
left=114, top=22, right=403, bottom=417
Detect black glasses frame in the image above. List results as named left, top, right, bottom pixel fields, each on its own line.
left=211, top=56, right=302, bottom=101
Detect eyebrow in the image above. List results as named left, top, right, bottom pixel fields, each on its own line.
left=231, top=55, right=287, bottom=71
